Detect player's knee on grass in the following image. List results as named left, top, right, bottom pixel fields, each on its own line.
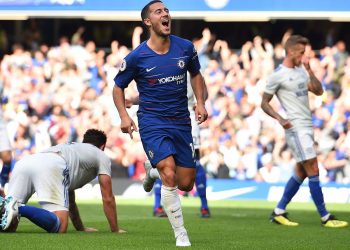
left=53, top=211, right=69, bottom=233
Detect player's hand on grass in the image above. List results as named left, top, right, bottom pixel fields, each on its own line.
left=84, top=227, right=98, bottom=232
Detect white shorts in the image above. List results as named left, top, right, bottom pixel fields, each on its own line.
left=0, top=122, right=11, bottom=151
left=8, top=153, right=69, bottom=211
left=190, top=111, right=200, bottom=150
left=285, top=127, right=317, bottom=163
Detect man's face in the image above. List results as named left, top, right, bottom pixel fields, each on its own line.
left=145, top=2, right=171, bottom=37
left=289, top=43, right=306, bottom=66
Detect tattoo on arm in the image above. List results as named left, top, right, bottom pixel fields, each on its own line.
left=261, top=93, right=282, bottom=121
left=308, top=71, right=323, bottom=96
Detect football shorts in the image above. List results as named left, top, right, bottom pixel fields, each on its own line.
left=7, top=153, right=70, bottom=210
left=140, top=127, right=196, bottom=168
left=285, top=127, right=317, bottom=163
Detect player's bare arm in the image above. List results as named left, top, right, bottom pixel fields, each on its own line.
left=99, top=174, right=126, bottom=233
left=112, top=85, right=138, bottom=139
left=302, top=57, right=324, bottom=96
left=69, top=190, right=95, bottom=232
left=190, top=72, right=208, bottom=124
left=261, top=92, right=292, bottom=129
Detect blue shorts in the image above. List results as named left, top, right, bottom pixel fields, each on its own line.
left=140, top=127, right=196, bottom=168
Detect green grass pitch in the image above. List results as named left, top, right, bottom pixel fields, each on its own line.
left=1, top=198, right=349, bottom=249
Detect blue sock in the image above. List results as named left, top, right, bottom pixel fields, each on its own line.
left=19, top=205, right=61, bottom=233
left=195, top=161, right=208, bottom=209
left=154, top=178, right=162, bottom=210
left=277, top=175, right=303, bottom=210
left=308, top=175, right=328, bottom=217
left=0, top=162, right=12, bottom=187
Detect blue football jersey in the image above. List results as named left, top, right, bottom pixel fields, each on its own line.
left=114, top=35, right=201, bottom=130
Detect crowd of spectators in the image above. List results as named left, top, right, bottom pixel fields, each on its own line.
left=0, top=26, right=349, bottom=184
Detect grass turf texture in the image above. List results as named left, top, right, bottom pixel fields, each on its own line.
left=1, top=198, right=349, bottom=249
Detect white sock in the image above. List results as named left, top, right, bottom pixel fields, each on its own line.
left=150, top=168, right=160, bottom=179
left=274, top=208, right=285, bottom=215
left=321, top=213, right=330, bottom=222
left=161, top=185, right=186, bottom=237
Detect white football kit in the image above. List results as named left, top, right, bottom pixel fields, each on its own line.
left=187, top=81, right=200, bottom=150
left=8, top=143, right=111, bottom=211
left=0, top=97, right=11, bottom=152
left=265, top=64, right=316, bottom=162
left=0, top=121, right=11, bottom=152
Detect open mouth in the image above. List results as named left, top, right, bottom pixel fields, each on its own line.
left=161, top=19, right=169, bottom=28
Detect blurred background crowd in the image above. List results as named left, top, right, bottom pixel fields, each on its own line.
left=1, top=25, right=349, bottom=184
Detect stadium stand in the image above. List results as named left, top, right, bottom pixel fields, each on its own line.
left=0, top=25, right=349, bottom=184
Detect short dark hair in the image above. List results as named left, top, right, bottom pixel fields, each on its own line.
left=141, top=0, right=163, bottom=27
left=82, top=129, right=107, bottom=148
left=284, top=35, right=309, bottom=51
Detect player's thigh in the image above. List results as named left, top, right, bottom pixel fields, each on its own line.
left=285, top=128, right=316, bottom=163
left=32, top=153, right=70, bottom=209
left=7, top=158, right=35, bottom=204
left=140, top=128, right=176, bottom=167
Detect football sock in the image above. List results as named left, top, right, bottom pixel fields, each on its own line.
left=276, top=175, right=303, bottom=211
left=274, top=207, right=286, bottom=215
left=321, top=214, right=330, bottom=222
left=154, top=179, right=162, bottom=209
left=308, top=175, right=329, bottom=218
left=161, top=185, right=186, bottom=237
left=150, top=168, right=160, bottom=179
left=195, top=161, right=208, bottom=209
left=19, top=205, right=61, bottom=233
left=0, top=161, right=12, bottom=187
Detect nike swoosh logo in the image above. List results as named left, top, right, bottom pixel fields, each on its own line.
left=206, top=186, right=256, bottom=200
left=146, top=67, right=156, bottom=72
left=171, top=207, right=180, bottom=213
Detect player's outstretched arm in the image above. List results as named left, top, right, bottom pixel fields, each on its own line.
left=113, top=85, right=138, bottom=139
left=99, top=174, right=126, bottom=234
